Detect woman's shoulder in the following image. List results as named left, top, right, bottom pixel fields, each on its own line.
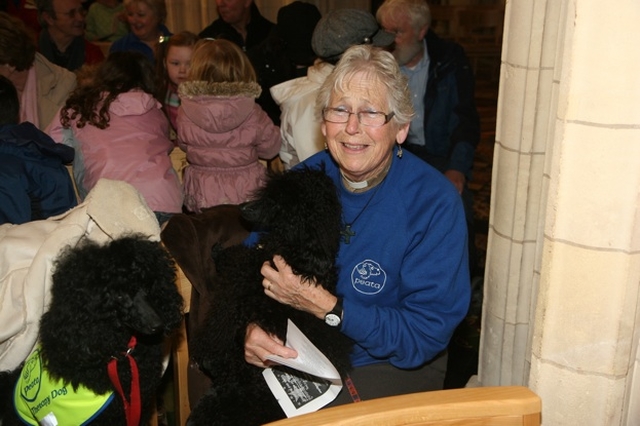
left=110, top=32, right=138, bottom=50
left=392, top=151, right=461, bottom=203
left=159, top=25, right=172, bottom=37
left=298, top=151, right=337, bottom=174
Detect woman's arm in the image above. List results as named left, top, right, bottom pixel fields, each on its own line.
left=244, top=256, right=338, bottom=366
left=260, top=255, right=337, bottom=320
left=340, top=189, right=471, bottom=369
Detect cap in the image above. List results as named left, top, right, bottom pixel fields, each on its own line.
left=311, top=8, right=395, bottom=61
left=276, top=1, right=322, bottom=66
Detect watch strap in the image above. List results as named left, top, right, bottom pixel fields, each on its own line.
left=324, top=297, right=343, bottom=327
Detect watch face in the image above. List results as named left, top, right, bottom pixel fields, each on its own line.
left=325, top=313, right=341, bottom=327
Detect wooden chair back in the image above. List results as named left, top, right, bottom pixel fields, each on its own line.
left=168, top=265, right=192, bottom=426
left=263, top=386, right=541, bottom=426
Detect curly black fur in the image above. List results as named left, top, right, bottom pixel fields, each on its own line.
left=0, top=235, right=184, bottom=426
left=188, top=166, right=354, bottom=425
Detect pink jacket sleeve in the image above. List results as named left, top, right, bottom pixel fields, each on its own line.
left=45, top=109, right=65, bottom=143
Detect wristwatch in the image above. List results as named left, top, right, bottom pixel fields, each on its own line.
left=324, top=298, right=343, bottom=327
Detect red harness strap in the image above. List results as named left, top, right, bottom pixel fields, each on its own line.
left=344, top=374, right=361, bottom=403
left=107, top=336, right=141, bottom=426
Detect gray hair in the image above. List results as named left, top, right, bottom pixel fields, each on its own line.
left=376, top=0, right=432, bottom=32
left=316, top=44, right=414, bottom=126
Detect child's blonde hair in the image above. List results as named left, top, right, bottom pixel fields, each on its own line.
left=188, top=38, right=257, bottom=83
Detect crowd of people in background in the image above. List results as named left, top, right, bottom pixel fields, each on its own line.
left=0, top=0, right=483, bottom=413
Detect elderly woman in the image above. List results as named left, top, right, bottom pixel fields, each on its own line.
left=245, top=44, right=471, bottom=403
left=0, top=12, right=76, bottom=130
left=109, top=0, right=170, bottom=62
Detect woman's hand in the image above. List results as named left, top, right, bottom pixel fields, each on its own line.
left=261, top=255, right=337, bottom=320
left=244, top=323, right=298, bottom=368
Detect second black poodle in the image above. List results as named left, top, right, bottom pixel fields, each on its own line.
left=188, top=166, right=354, bottom=425
left=0, top=235, right=184, bottom=426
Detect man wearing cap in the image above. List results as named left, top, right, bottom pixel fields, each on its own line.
left=270, top=8, right=395, bottom=170
left=377, top=0, right=481, bottom=390
left=199, top=0, right=273, bottom=52
left=247, top=1, right=321, bottom=126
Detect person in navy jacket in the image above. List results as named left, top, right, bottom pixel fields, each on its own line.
left=0, top=75, right=76, bottom=225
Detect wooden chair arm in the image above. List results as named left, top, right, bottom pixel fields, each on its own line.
left=263, top=386, right=541, bottom=426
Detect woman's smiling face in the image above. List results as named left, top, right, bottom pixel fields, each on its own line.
left=321, top=71, right=409, bottom=183
left=126, top=1, right=160, bottom=42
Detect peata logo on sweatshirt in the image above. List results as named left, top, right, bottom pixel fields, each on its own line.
left=351, top=259, right=386, bottom=295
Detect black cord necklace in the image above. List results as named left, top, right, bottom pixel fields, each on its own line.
left=340, top=183, right=382, bottom=244
left=340, top=160, right=392, bottom=245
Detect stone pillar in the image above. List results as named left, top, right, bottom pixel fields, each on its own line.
left=479, top=0, right=560, bottom=387
left=479, top=0, right=640, bottom=424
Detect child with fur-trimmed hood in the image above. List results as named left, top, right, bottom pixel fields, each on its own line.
left=177, top=39, right=280, bottom=213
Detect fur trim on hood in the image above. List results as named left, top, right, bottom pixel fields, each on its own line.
left=178, top=81, right=262, bottom=99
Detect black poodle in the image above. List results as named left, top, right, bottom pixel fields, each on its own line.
left=188, top=166, right=354, bottom=426
left=0, top=235, right=184, bottom=426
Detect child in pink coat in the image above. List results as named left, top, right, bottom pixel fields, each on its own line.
left=177, top=38, right=280, bottom=213
left=155, top=31, right=199, bottom=136
left=47, top=51, right=183, bottom=224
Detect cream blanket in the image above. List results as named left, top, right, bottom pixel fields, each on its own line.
left=0, top=179, right=160, bottom=370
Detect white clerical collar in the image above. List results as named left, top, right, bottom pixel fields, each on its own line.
left=341, top=172, right=369, bottom=190
left=340, top=161, right=392, bottom=193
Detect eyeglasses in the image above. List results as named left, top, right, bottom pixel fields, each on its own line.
left=55, top=7, right=87, bottom=19
left=322, top=107, right=395, bottom=127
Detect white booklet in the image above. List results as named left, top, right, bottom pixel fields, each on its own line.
left=262, top=319, right=343, bottom=418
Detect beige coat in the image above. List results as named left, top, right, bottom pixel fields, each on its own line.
left=0, top=179, right=161, bottom=370
left=269, top=61, right=333, bottom=169
left=34, top=52, right=77, bottom=130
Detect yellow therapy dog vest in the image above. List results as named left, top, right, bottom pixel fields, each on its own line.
left=14, top=346, right=114, bottom=426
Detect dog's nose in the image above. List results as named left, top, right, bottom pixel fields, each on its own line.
left=131, top=290, right=164, bottom=335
